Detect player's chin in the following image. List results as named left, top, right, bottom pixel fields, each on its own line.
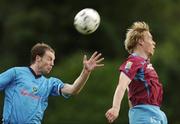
left=151, top=53, right=155, bottom=57
left=44, top=69, right=51, bottom=74
left=148, top=52, right=154, bottom=58
left=47, top=69, right=51, bottom=74
left=150, top=49, right=155, bottom=55
left=152, top=50, right=155, bottom=56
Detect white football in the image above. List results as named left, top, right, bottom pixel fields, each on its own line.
left=74, top=8, right=100, bottom=35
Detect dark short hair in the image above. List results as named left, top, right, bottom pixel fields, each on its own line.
left=30, top=43, right=55, bottom=64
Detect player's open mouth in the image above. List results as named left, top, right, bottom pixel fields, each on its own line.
left=48, top=68, right=52, bottom=71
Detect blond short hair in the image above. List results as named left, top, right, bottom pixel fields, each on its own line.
left=124, top=22, right=149, bottom=54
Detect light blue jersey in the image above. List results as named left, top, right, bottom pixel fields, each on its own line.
left=0, top=67, right=67, bottom=124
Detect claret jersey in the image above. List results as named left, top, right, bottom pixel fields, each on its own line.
left=119, top=53, right=163, bottom=107
left=0, top=67, right=67, bottom=124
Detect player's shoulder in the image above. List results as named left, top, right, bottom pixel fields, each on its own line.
left=12, top=66, right=29, bottom=71
left=9, top=67, right=30, bottom=75
left=123, top=53, right=147, bottom=68
left=46, top=77, right=64, bottom=84
left=48, top=77, right=61, bottom=82
left=34, top=75, right=61, bottom=82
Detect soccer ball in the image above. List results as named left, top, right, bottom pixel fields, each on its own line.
left=74, top=8, right=100, bottom=35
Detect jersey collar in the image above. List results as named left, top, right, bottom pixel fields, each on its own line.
left=28, top=67, right=42, bottom=79
left=131, top=53, right=149, bottom=61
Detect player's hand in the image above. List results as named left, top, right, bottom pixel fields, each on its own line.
left=83, top=51, right=104, bottom=72
left=105, top=107, right=119, bottom=123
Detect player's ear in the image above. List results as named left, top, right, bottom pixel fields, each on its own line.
left=138, top=38, right=144, bottom=46
left=36, top=55, right=41, bottom=62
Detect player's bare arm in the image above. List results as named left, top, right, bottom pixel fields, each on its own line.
left=126, top=87, right=133, bottom=108
left=105, top=72, right=131, bottom=123
left=61, top=51, right=104, bottom=95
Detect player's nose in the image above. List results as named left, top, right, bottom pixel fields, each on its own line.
left=51, top=61, right=54, bottom=66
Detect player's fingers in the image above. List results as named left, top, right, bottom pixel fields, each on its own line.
left=90, top=51, right=98, bottom=60
left=105, top=111, right=109, bottom=118
left=105, top=112, right=112, bottom=120
left=83, top=55, right=87, bottom=61
left=96, top=57, right=104, bottom=63
left=109, top=115, right=115, bottom=123
left=93, top=53, right=102, bottom=61
left=107, top=115, right=114, bottom=123
left=109, top=118, right=114, bottom=124
left=96, top=64, right=104, bottom=67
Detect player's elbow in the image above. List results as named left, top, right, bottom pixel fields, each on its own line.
left=62, top=84, right=80, bottom=95
left=71, top=89, right=81, bottom=95
left=67, top=86, right=81, bottom=95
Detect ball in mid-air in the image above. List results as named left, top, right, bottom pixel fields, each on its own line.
left=74, top=8, right=100, bottom=35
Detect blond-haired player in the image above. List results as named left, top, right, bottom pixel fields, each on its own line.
left=105, top=22, right=167, bottom=124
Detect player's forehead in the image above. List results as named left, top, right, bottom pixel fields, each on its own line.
left=143, top=31, right=152, bottom=38
left=44, top=50, right=55, bottom=59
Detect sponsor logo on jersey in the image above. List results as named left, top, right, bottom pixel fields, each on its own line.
left=21, top=89, right=40, bottom=100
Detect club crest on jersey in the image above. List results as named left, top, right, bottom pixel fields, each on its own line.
left=125, top=61, right=133, bottom=70
left=32, top=87, right=38, bottom=93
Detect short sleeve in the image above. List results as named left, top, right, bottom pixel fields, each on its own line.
left=119, top=57, right=144, bottom=80
left=49, top=77, right=64, bottom=96
left=49, top=77, right=70, bottom=98
left=0, top=68, right=16, bottom=91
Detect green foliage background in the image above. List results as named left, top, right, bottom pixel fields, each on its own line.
left=0, top=0, right=180, bottom=123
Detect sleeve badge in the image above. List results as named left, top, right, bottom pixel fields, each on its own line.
left=125, top=61, right=133, bottom=70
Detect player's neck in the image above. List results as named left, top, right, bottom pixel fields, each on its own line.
left=133, top=49, right=148, bottom=60
left=30, top=64, right=42, bottom=76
